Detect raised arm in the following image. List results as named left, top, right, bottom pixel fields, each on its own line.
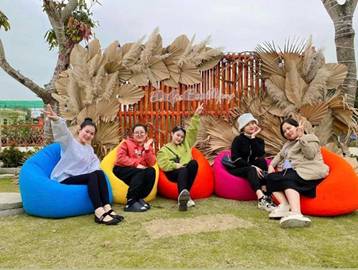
left=184, top=103, right=204, bottom=148
left=44, top=104, right=73, bottom=150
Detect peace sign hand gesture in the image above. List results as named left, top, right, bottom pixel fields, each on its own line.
left=43, top=104, right=59, bottom=121
left=195, top=102, right=204, bottom=115
left=144, top=138, right=154, bottom=150
left=296, top=121, right=305, bottom=140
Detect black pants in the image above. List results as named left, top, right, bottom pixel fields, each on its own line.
left=266, top=169, right=321, bottom=198
left=62, top=170, right=109, bottom=209
left=113, top=166, right=156, bottom=201
left=165, top=160, right=199, bottom=193
left=227, top=157, right=268, bottom=193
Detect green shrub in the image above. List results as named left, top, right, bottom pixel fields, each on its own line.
left=0, top=146, right=24, bottom=167
left=0, top=147, right=38, bottom=167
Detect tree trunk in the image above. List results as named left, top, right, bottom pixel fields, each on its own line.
left=322, top=0, right=358, bottom=106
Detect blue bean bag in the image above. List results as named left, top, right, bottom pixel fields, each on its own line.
left=19, top=143, right=112, bottom=218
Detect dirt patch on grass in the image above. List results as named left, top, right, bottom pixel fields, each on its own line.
left=144, top=214, right=254, bottom=239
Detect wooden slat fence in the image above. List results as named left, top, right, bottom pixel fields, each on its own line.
left=119, top=52, right=265, bottom=152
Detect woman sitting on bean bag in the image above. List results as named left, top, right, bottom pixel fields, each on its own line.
left=157, top=103, right=204, bottom=211
left=113, top=124, right=156, bottom=212
left=44, top=105, right=122, bottom=225
left=266, top=118, right=329, bottom=228
left=226, top=113, right=276, bottom=211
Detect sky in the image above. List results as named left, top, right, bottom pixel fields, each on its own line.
left=0, top=0, right=357, bottom=100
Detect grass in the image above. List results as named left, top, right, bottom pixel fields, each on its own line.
left=0, top=178, right=357, bottom=269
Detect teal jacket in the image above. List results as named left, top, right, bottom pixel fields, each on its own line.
left=157, top=114, right=200, bottom=171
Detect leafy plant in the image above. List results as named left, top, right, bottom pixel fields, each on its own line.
left=43, top=0, right=97, bottom=50
left=0, top=146, right=24, bottom=167
left=0, top=147, right=39, bottom=167
left=0, top=10, right=10, bottom=31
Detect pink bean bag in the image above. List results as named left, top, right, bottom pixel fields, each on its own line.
left=213, top=150, right=257, bottom=200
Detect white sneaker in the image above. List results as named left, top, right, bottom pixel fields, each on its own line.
left=178, top=189, right=190, bottom=211
left=280, top=213, right=311, bottom=228
left=257, top=196, right=276, bottom=212
left=269, top=204, right=290, bottom=219
left=187, top=198, right=195, bottom=208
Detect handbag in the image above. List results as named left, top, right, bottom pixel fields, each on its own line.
left=221, top=155, right=242, bottom=169
left=221, top=155, right=236, bottom=169
left=165, top=146, right=180, bottom=163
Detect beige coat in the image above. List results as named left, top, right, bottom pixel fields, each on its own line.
left=271, top=134, right=329, bottom=180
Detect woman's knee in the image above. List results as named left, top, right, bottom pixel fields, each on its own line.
left=188, top=159, right=198, bottom=168
left=145, top=167, right=156, bottom=177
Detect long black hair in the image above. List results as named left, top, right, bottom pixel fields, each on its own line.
left=80, top=117, right=97, bottom=132
left=280, top=118, right=299, bottom=139
left=171, top=126, right=186, bottom=135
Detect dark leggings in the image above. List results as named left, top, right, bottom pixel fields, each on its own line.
left=165, top=160, right=199, bottom=193
left=113, top=166, right=156, bottom=201
left=62, top=170, right=109, bottom=209
left=227, top=157, right=268, bottom=193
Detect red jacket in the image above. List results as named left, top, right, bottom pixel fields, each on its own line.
left=115, top=138, right=156, bottom=167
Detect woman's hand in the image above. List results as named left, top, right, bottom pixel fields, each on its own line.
left=175, top=163, right=184, bottom=169
left=252, top=165, right=264, bottom=178
left=296, top=121, right=304, bottom=140
left=43, top=104, right=59, bottom=121
left=194, top=102, right=204, bottom=115
left=144, top=138, right=153, bottom=150
left=136, top=164, right=146, bottom=169
left=268, top=164, right=275, bottom=174
left=251, top=126, right=262, bottom=139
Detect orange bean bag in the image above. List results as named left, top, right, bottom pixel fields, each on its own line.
left=158, top=148, right=214, bottom=199
left=301, top=148, right=358, bottom=216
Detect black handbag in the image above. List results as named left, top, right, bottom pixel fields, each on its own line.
left=165, top=146, right=180, bottom=163
left=221, top=155, right=242, bottom=169
left=221, top=155, right=236, bottom=169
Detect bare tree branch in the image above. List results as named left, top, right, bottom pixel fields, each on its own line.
left=0, top=39, right=53, bottom=104
left=43, top=0, right=66, bottom=50
left=62, top=0, right=78, bottom=21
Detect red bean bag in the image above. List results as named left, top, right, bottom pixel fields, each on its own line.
left=301, top=148, right=358, bottom=216
left=158, top=148, right=214, bottom=199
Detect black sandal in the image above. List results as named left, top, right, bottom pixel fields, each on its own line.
left=94, top=212, right=120, bottom=225
left=107, top=209, right=124, bottom=222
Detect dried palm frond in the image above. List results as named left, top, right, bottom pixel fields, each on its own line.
left=302, top=67, right=329, bottom=104
left=122, top=37, right=144, bottom=68
left=324, top=63, right=348, bottom=89
left=93, top=122, right=122, bottom=159
left=87, top=39, right=101, bottom=60
left=195, top=116, right=235, bottom=163
left=101, top=72, right=119, bottom=101
left=302, top=47, right=325, bottom=83
left=140, top=28, right=162, bottom=65
left=95, top=99, right=120, bottom=122
left=313, top=113, right=333, bottom=145
left=283, top=54, right=307, bottom=107
left=256, top=41, right=284, bottom=76
left=115, top=84, right=144, bottom=105
left=265, top=79, right=292, bottom=109
left=70, top=44, right=88, bottom=66
left=299, top=102, right=329, bottom=125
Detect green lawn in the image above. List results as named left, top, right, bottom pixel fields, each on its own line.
left=0, top=178, right=357, bottom=269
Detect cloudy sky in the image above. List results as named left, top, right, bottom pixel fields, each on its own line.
left=0, top=0, right=357, bottom=100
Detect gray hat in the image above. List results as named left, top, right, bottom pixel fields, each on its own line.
left=237, top=113, right=258, bottom=131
